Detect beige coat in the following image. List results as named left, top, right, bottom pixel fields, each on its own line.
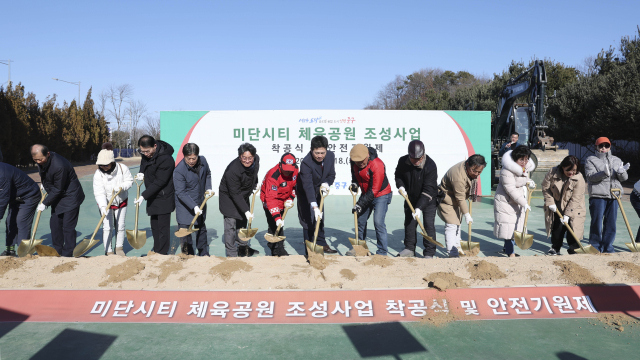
left=541, top=166, right=586, bottom=240
left=493, top=152, right=535, bottom=239
left=437, top=161, right=475, bottom=225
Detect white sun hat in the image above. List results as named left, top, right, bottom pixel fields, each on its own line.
left=96, top=149, right=115, bottom=165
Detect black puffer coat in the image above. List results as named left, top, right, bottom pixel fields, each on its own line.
left=219, top=155, right=260, bottom=220
left=39, top=152, right=85, bottom=214
left=394, top=154, right=438, bottom=209
left=140, top=140, right=176, bottom=215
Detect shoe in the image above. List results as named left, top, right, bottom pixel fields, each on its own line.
left=448, top=247, right=460, bottom=258
left=115, top=247, right=126, bottom=256
left=276, top=242, right=289, bottom=257
left=105, top=251, right=113, bottom=256
left=547, top=248, right=559, bottom=256
left=567, top=248, right=577, bottom=255
left=398, top=249, right=415, bottom=257
left=423, top=255, right=434, bottom=259
left=181, top=242, right=194, bottom=255
left=323, top=245, right=338, bottom=254
left=345, top=249, right=356, bottom=256
left=238, top=246, right=260, bottom=257
left=1, top=249, right=16, bottom=257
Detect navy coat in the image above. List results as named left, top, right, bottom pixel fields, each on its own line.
left=0, top=162, right=40, bottom=219
left=296, top=150, right=336, bottom=228
left=38, top=152, right=85, bottom=214
left=173, top=156, right=212, bottom=225
left=140, top=140, right=176, bottom=216
left=219, top=155, right=260, bottom=220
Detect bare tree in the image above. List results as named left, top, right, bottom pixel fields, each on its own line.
left=102, top=84, right=133, bottom=129
left=578, top=55, right=598, bottom=76
left=128, top=99, right=148, bottom=145
left=143, top=114, right=161, bottom=140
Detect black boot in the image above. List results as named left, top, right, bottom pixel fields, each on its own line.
left=267, top=242, right=277, bottom=256
left=277, top=241, right=289, bottom=256
left=1, top=245, right=16, bottom=257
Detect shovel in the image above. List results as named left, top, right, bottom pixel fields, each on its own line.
left=238, top=189, right=259, bottom=241
left=611, top=188, right=639, bottom=252
left=174, top=191, right=215, bottom=237
left=514, top=184, right=536, bottom=250
left=73, top=189, right=122, bottom=258
left=305, top=188, right=327, bottom=256
left=348, top=187, right=369, bottom=250
left=460, top=199, right=480, bottom=253
left=554, top=209, right=600, bottom=255
left=17, top=189, right=47, bottom=257
left=264, top=202, right=293, bottom=243
left=125, top=179, right=147, bottom=249
left=398, top=189, right=443, bottom=248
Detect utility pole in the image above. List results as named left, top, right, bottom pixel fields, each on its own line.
left=52, top=78, right=81, bottom=106
left=0, top=59, right=11, bottom=88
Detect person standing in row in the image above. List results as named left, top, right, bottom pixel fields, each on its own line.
left=542, top=155, right=586, bottom=255
left=585, top=137, right=630, bottom=253
left=630, top=180, right=640, bottom=246
left=135, top=135, right=175, bottom=255
left=260, top=153, right=298, bottom=257
left=174, top=143, right=213, bottom=257
left=31, top=145, right=85, bottom=257
left=0, top=149, right=40, bottom=256
left=437, top=154, right=486, bottom=257
left=493, top=146, right=536, bottom=257
left=499, top=132, right=520, bottom=157
left=296, top=136, right=337, bottom=254
left=220, top=143, right=261, bottom=257
left=93, top=148, right=133, bottom=256
left=347, top=144, right=392, bottom=256
left=394, top=140, right=438, bottom=258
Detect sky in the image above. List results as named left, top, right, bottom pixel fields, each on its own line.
left=2, top=0, right=639, bottom=124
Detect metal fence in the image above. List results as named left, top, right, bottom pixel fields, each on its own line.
left=557, top=140, right=639, bottom=163
left=113, top=149, right=139, bottom=158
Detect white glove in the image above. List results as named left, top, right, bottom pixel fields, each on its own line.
left=100, top=207, right=108, bottom=217
left=464, top=213, right=473, bottom=224
left=527, top=179, right=536, bottom=189
left=560, top=215, right=570, bottom=225
left=618, top=163, right=630, bottom=173
left=412, top=208, right=422, bottom=220
left=605, top=164, right=610, bottom=176
left=135, top=173, right=144, bottom=181
left=313, top=207, right=323, bottom=221
left=194, top=206, right=203, bottom=216
left=548, top=204, right=557, bottom=213
left=398, top=186, right=406, bottom=195
left=524, top=205, right=532, bottom=212
left=276, top=219, right=284, bottom=228
left=244, top=211, right=254, bottom=220
left=205, top=189, right=214, bottom=197
left=37, top=203, right=46, bottom=212
left=39, top=184, right=45, bottom=191
left=134, top=196, right=145, bottom=205
left=320, top=182, right=330, bottom=196
left=284, top=199, right=293, bottom=208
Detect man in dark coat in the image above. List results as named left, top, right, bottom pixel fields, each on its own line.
left=135, top=135, right=175, bottom=255
left=173, top=143, right=213, bottom=256
left=394, top=140, right=438, bottom=258
left=296, top=136, right=337, bottom=254
left=31, top=144, right=85, bottom=257
left=0, top=160, right=40, bottom=256
left=219, top=143, right=260, bottom=257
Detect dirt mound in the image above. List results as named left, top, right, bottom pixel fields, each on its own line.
left=340, top=269, right=356, bottom=281
left=460, top=247, right=481, bottom=257
left=351, top=245, right=370, bottom=257
left=99, top=259, right=146, bottom=287
left=592, top=313, right=640, bottom=333
left=157, top=258, right=185, bottom=283
left=608, top=261, right=640, bottom=283
left=363, top=255, right=394, bottom=268
left=466, top=260, right=507, bottom=281
left=423, top=272, right=468, bottom=291
left=51, top=261, right=78, bottom=274
left=210, top=259, right=253, bottom=281
left=529, top=270, right=543, bottom=281
left=307, top=252, right=337, bottom=270
left=0, top=258, right=24, bottom=277
left=553, top=260, right=603, bottom=285
left=177, top=253, right=194, bottom=260
left=419, top=298, right=460, bottom=326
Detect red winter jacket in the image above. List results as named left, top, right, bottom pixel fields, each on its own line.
left=351, top=147, right=391, bottom=208
left=260, top=163, right=298, bottom=221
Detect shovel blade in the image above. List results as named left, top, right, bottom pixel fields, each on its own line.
left=264, top=233, right=286, bottom=243
left=73, top=238, right=101, bottom=258
left=420, top=233, right=444, bottom=248
left=305, top=240, right=324, bottom=256
left=574, top=242, right=600, bottom=255
left=460, top=241, right=480, bottom=252
left=625, top=242, right=640, bottom=252
left=34, top=245, right=60, bottom=257
left=348, top=237, right=369, bottom=250
left=126, top=230, right=147, bottom=250
left=174, top=228, right=196, bottom=238
left=514, top=232, right=534, bottom=250
left=238, top=228, right=258, bottom=241
left=17, top=239, right=44, bottom=257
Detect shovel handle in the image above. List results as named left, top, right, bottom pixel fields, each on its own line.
left=467, top=199, right=473, bottom=248
left=247, top=189, right=258, bottom=229
left=187, top=191, right=215, bottom=231
left=554, top=208, right=588, bottom=252
left=399, top=189, right=429, bottom=237
left=521, top=184, right=536, bottom=234
left=312, top=189, right=328, bottom=248
left=89, top=189, right=122, bottom=241
left=29, top=191, right=48, bottom=241
left=351, top=188, right=359, bottom=242
left=274, top=203, right=292, bottom=236
left=133, top=179, right=143, bottom=233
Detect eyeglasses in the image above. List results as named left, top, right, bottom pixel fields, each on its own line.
left=138, top=148, right=152, bottom=155
left=598, top=143, right=610, bottom=149
left=241, top=156, right=254, bottom=162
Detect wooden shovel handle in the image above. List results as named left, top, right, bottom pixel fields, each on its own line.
left=399, top=189, right=429, bottom=236
left=351, top=188, right=359, bottom=241
left=248, top=189, right=258, bottom=228
left=521, top=184, right=536, bottom=232
left=274, top=203, right=292, bottom=235
left=312, top=189, right=328, bottom=247
left=468, top=199, right=473, bottom=244
left=187, top=192, right=215, bottom=231
left=133, top=179, right=143, bottom=232
left=90, top=189, right=122, bottom=240
left=29, top=191, right=48, bottom=241
left=611, top=188, right=636, bottom=243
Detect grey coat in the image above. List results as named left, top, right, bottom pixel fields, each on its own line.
left=173, top=156, right=212, bottom=225
left=584, top=151, right=628, bottom=199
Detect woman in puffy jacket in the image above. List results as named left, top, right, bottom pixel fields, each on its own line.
left=93, top=149, right=133, bottom=255
left=493, top=145, right=536, bottom=257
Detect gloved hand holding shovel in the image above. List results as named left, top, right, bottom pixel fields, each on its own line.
left=398, top=188, right=443, bottom=248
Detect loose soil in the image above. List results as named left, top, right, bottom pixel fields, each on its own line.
left=307, top=252, right=338, bottom=270
left=608, top=261, right=640, bottom=283
left=340, top=269, right=356, bottom=281
left=592, top=313, right=640, bottom=333
left=466, top=260, right=507, bottom=281
left=553, top=260, right=603, bottom=285
left=423, top=272, right=469, bottom=291
left=351, top=245, right=370, bottom=257
left=209, top=259, right=253, bottom=282
left=419, top=298, right=461, bottom=327
left=51, top=261, right=78, bottom=274
left=2, top=252, right=640, bottom=290
left=99, top=258, right=145, bottom=287
left=461, top=247, right=481, bottom=257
